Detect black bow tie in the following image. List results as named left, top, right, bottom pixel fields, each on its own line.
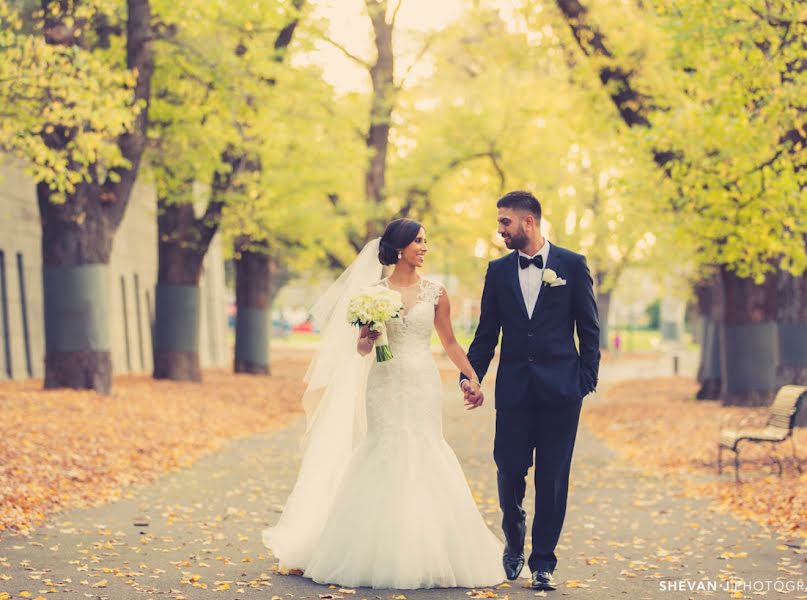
left=519, top=255, right=544, bottom=270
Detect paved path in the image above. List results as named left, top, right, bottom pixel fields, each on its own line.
left=1, top=356, right=803, bottom=599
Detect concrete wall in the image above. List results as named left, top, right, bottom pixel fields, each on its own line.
left=0, top=159, right=229, bottom=380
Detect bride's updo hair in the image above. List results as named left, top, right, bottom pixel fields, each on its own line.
left=378, top=218, right=423, bottom=266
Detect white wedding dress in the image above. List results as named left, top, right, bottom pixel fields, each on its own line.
left=264, top=276, right=505, bottom=589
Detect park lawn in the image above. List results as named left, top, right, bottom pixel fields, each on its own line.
left=582, top=377, right=807, bottom=536
left=0, top=351, right=311, bottom=537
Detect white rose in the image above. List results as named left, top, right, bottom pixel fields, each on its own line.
left=542, top=268, right=558, bottom=284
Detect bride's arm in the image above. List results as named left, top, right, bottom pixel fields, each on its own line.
left=434, top=288, right=480, bottom=385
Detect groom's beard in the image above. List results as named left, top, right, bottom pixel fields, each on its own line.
left=503, top=230, right=528, bottom=250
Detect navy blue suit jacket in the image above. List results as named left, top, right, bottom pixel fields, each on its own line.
left=463, top=245, right=601, bottom=409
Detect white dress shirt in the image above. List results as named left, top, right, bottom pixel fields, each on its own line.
left=518, top=240, right=551, bottom=319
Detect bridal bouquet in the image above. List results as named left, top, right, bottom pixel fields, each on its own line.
left=347, top=285, right=404, bottom=362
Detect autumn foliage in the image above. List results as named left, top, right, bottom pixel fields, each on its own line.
left=583, top=377, right=807, bottom=534
left=0, top=355, right=309, bottom=537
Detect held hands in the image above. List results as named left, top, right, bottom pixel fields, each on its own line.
left=461, top=379, right=484, bottom=410
left=357, top=324, right=381, bottom=356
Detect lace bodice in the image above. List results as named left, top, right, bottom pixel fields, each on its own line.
left=364, top=275, right=446, bottom=444
left=379, top=277, right=444, bottom=352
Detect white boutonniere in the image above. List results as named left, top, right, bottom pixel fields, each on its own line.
left=542, top=268, right=567, bottom=287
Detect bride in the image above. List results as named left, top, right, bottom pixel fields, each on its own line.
left=263, top=218, right=505, bottom=589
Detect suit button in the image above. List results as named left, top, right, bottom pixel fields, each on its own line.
left=528, top=356, right=534, bottom=362
left=528, top=332, right=534, bottom=337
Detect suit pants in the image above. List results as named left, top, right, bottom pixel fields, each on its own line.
left=493, top=393, right=582, bottom=574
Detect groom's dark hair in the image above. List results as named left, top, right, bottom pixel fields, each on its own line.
left=497, top=190, right=541, bottom=220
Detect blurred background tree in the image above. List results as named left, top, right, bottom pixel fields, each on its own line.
left=1, top=0, right=804, bottom=403
left=1, top=0, right=153, bottom=394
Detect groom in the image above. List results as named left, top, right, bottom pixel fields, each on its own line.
left=460, top=191, right=600, bottom=591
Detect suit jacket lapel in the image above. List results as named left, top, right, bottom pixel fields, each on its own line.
left=530, top=244, right=556, bottom=320
left=508, top=251, right=530, bottom=321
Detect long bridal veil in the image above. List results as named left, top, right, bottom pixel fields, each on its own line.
left=262, top=238, right=383, bottom=568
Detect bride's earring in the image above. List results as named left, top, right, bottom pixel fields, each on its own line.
left=398, top=251, right=402, bottom=260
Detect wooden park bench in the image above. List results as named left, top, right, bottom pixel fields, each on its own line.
left=717, top=385, right=806, bottom=482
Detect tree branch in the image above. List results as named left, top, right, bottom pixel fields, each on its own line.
left=323, top=35, right=372, bottom=70
left=389, top=0, right=403, bottom=31
left=397, top=33, right=435, bottom=90
left=104, top=0, right=154, bottom=227
left=745, top=2, right=807, bottom=28
left=273, top=0, right=305, bottom=60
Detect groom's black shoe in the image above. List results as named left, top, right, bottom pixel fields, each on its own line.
left=530, top=570, right=557, bottom=591
left=502, top=550, right=524, bottom=580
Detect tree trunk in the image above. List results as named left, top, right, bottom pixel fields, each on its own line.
left=38, top=183, right=116, bottom=392
left=777, top=271, right=807, bottom=384
left=777, top=269, right=807, bottom=427
left=214, top=6, right=300, bottom=374
left=234, top=237, right=271, bottom=375
left=694, top=275, right=723, bottom=400
left=719, top=267, right=778, bottom=406
left=153, top=198, right=204, bottom=381
left=38, top=0, right=153, bottom=394
left=596, top=290, right=611, bottom=349
left=152, top=163, right=230, bottom=381
left=364, top=0, right=395, bottom=239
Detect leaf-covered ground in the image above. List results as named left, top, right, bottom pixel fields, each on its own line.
left=582, top=376, right=807, bottom=535
left=0, top=353, right=310, bottom=538
left=0, top=356, right=804, bottom=599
